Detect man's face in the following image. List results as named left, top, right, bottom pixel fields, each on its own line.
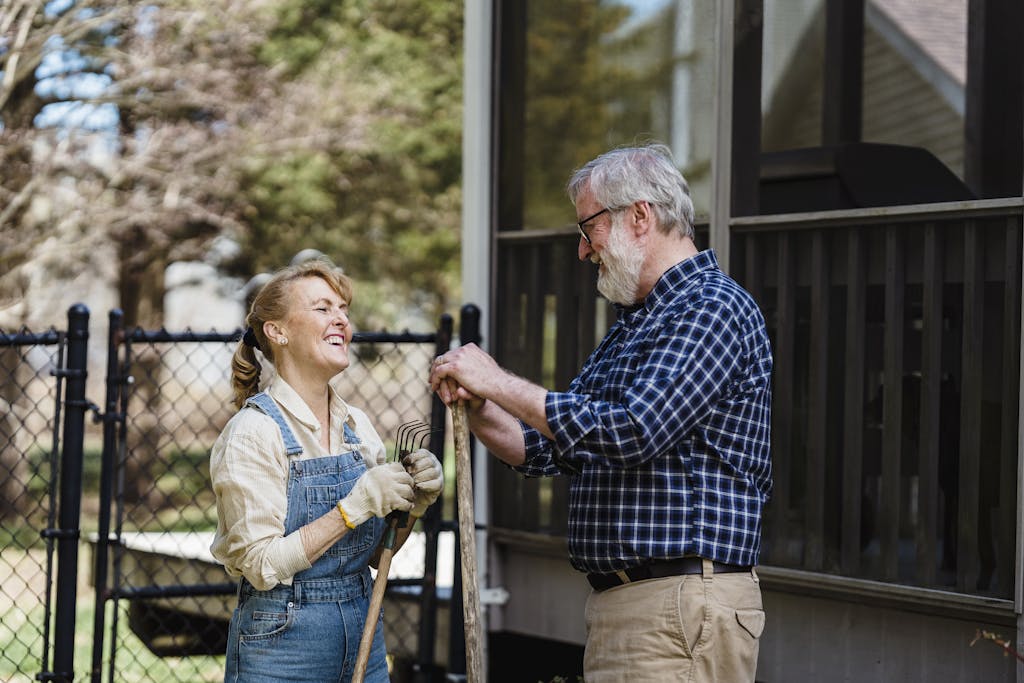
left=596, top=211, right=644, bottom=305
left=575, top=187, right=644, bottom=305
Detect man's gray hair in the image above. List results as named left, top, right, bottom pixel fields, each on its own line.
left=566, top=143, right=695, bottom=239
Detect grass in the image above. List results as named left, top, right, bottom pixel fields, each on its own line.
left=0, top=571, right=224, bottom=682
left=6, top=446, right=226, bottom=682
left=24, top=445, right=220, bottom=536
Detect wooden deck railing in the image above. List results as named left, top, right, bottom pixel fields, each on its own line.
left=490, top=198, right=1023, bottom=601
left=732, top=199, right=1022, bottom=599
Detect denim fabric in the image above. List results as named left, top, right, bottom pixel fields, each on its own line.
left=225, top=392, right=389, bottom=682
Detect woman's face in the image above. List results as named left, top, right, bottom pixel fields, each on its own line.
left=270, top=275, right=353, bottom=382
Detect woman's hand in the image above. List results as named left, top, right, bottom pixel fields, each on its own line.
left=337, top=462, right=415, bottom=528
left=403, top=449, right=443, bottom=517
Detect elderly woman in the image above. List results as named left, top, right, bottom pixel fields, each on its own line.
left=211, top=259, right=443, bottom=682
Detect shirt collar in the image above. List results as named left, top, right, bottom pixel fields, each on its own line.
left=615, top=249, right=720, bottom=319
left=267, top=375, right=354, bottom=431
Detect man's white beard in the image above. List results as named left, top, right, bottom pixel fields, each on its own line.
left=597, top=219, right=644, bottom=305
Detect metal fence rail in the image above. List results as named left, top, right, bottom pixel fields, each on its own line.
left=0, top=307, right=94, bottom=683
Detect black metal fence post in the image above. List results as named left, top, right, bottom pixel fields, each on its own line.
left=446, top=304, right=481, bottom=681
left=50, top=304, right=90, bottom=682
left=414, top=313, right=453, bottom=683
left=90, top=309, right=124, bottom=682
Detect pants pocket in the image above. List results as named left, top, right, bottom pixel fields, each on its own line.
left=736, top=607, right=765, bottom=639
left=238, top=601, right=295, bottom=642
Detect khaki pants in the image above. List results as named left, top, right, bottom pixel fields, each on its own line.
left=583, top=560, right=764, bottom=682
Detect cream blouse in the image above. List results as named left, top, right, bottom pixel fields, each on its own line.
left=209, top=376, right=387, bottom=590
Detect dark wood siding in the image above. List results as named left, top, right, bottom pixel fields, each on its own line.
left=730, top=202, right=1022, bottom=597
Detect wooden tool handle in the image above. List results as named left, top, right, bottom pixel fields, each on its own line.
left=352, top=546, right=395, bottom=683
left=452, top=401, right=484, bottom=682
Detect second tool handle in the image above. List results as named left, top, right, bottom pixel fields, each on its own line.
left=452, top=401, right=484, bottom=682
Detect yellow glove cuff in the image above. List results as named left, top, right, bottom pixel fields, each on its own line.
left=337, top=500, right=357, bottom=529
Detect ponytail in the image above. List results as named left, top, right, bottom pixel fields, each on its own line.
left=230, top=340, right=262, bottom=410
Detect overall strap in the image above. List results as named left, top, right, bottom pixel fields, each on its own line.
left=244, top=392, right=304, bottom=456
left=342, top=421, right=361, bottom=445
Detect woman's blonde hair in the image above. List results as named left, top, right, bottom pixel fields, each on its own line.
left=230, top=259, right=353, bottom=409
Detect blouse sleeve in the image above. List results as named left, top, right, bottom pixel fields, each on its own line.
left=209, top=414, right=312, bottom=590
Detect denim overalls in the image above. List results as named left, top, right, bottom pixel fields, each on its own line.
left=224, top=392, right=389, bottom=683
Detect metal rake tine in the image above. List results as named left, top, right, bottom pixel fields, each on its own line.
left=415, top=427, right=440, bottom=451
left=406, top=423, right=431, bottom=454
left=395, top=421, right=413, bottom=456
left=400, top=421, right=431, bottom=456
left=397, top=421, right=414, bottom=453
left=399, top=420, right=425, bottom=449
left=408, top=424, right=432, bottom=453
left=395, top=420, right=421, bottom=460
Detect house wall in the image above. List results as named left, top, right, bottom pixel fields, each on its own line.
left=862, top=26, right=964, bottom=176
left=479, top=3, right=1021, bottom=681
left=489, top=538, right=589, bottom=645
left=763, top=18, right=964, bottom=180
left=758, top=589, right=1016, bottom=681
left=492, top=539, right=1018, bottom=682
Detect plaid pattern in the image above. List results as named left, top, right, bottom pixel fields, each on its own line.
left=517, top=250, right=773, bottom=573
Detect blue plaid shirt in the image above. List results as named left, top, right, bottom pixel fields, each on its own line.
left=516, top=250, right=773, bottom=573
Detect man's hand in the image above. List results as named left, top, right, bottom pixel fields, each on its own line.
left=403, top=449, right=444, bottom=517
left=429, top=343, right=544, bottom=465
left=337, top=462, right=415, bottom=528
left=429, top=343, right=495, bottom=407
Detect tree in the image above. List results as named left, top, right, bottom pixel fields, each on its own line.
left=2, top=0, right=297, bottom=509
left=1, top=0, right=464, bottom=331
left=2, top=0, right=464, bottom=513
left=229, top=0, right=464, bottom=328
left=1, top=1, right=277, bottom=327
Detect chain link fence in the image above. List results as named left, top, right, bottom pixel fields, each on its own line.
left=0, top=329, right=68, bottom=682
left=1, top=310, right=456, bottom=683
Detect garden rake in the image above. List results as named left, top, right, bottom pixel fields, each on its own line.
left=352, top=420, right=435, bottom=683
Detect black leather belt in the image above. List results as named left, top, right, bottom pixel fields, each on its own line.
left=587, top=557, right=752, bottom=592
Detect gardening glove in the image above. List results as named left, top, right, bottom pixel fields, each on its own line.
left=403, top=448, right=444, bottom=518
left=364, top=439, right=388, bottom=468
left=337, top=462, right=414, bottom=529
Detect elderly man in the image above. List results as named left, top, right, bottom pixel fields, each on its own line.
left=430, top=143, right=773, bottom=682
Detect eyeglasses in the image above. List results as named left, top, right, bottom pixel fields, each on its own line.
left=576, top=207, right=609, bottom=246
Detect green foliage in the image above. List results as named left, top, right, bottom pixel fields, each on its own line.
left=2, top=0, right=464, bottom=332
left=13, top=446, right=216, bottom=540
left=228, top=0, right=464, bottom=329
left=520, top=2, right=694, bottom=228
left=519, top=1, right=634, bottom=228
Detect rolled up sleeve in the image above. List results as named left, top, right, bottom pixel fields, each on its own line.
left=209, top=418, right=312, bottom=590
